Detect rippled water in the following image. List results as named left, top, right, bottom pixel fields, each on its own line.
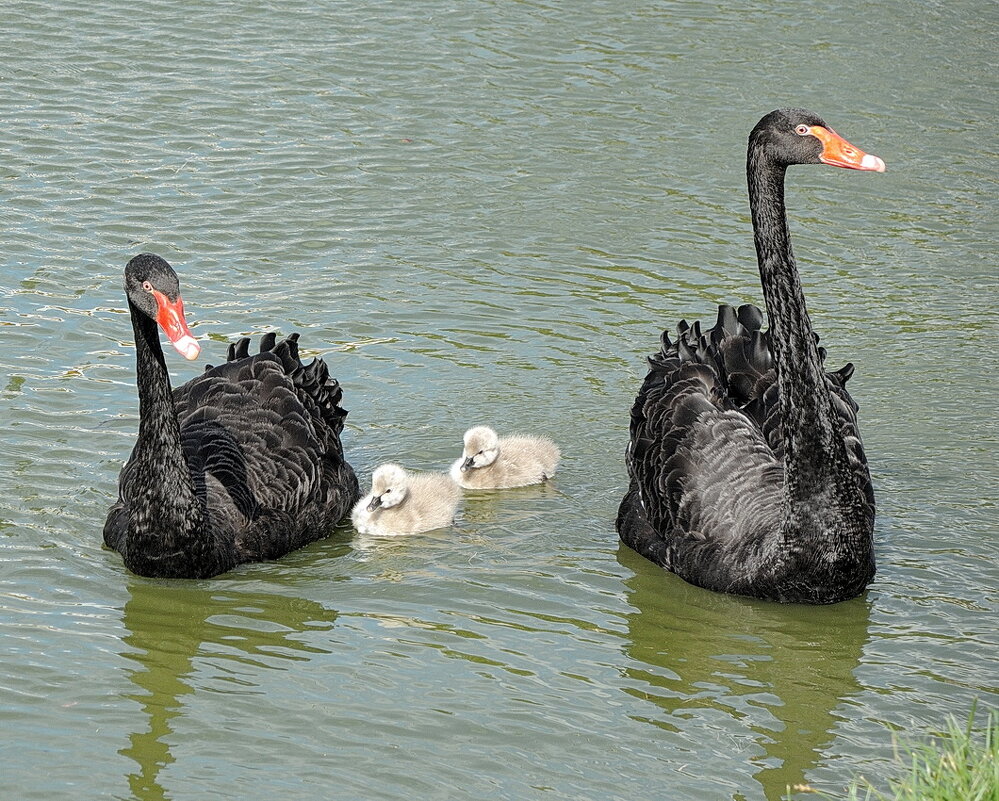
left=1, top=1, right=996, bottom=799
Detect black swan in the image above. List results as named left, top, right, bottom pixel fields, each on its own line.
left=617, top=109, right=885, bottom=604
left=104, top=254, right=359, bottom=578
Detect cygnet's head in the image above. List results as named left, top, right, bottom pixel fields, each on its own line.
left=460, top=426, right=500, bottom=472
left=367, top=463, right=410, bottom=511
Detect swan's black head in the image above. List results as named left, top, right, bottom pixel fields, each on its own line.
left=750, top=108, right=885, bottom=172
left=124, top=253, right=200, bottom=360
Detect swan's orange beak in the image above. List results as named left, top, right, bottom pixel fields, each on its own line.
left=152, top=289, right=201, bottom=360
left=810, top=126, right=886, bottom=172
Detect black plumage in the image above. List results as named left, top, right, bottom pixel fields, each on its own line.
left=617, top=109, right=883, bottom=604
left=104, top=254, right=359, bottom=578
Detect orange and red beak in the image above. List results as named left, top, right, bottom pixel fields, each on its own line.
left=152, top=289, right=201, bottom=360
left=808, top=125, right=886, bottom=172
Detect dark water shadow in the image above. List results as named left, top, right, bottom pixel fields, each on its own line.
left=617, top=544, right=872, bottom=801
left=118, top=579, right=338, bottom=801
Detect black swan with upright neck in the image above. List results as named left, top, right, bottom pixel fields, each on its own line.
left=617, top=109, right=885, bottom=604
left=104, top=254, right=359, bottom=578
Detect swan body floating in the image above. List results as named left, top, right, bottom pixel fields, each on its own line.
left=352, top=463, right=461, bottom=535
left=617, top=109, right=884, bottom=604
left=103, top=254, right=359, bottom=578
left=451, top=426, right=560, bottom=489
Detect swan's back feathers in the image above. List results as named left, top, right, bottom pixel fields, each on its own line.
left=226, top=332, right=349, bottom=440
left=618, top=304, right=871, bottom=597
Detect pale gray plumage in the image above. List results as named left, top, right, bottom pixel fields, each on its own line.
left=352, top=463, right=461, bottom=536
left=450, top=426, right=560, bottom=489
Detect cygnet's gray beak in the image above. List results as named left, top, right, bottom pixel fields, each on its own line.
left=367, top=495, right=383, bottom=512
left=460, top=457, right=476, bottom=472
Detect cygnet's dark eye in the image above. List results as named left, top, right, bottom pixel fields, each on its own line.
left=795, top=124, right=810, bottom=136
left=142, top=281, right=154, bottom=293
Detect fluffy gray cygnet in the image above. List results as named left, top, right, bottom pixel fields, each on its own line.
left=450, top=426, right=560, bottom=489
left=352, top=463, right=461, bottom=536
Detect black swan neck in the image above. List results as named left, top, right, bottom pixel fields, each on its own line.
left=128, top=300, right=202, bottom=550
left=746, top=150, right=855, bottom=514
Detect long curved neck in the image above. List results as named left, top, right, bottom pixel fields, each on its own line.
left=128, top=301, right=202, bottom=549
left=747, top=153, right=849, bottom=510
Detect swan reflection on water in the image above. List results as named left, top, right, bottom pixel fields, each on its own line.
left=118, top=581, right=338, bottom=799
left=617, top=545, right=873, bottom=799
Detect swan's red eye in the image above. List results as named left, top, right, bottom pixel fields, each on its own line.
left=142, top=281, right=154, bottom=292
left=795, top=125, right=810, bottom=136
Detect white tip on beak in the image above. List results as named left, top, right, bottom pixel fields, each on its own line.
left=172, top=335, right=201, bottom=360
left=861, top=153, right=886, bottom=172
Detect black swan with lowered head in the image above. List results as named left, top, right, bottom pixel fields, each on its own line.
left=104, top=254, right=359, bottom=578
left=617, top=109, right=885, bottom=604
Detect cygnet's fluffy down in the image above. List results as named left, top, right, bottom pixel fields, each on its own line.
left=450, top=426, right=560, bottom=489
left=352, top=463, right=461, bottom=536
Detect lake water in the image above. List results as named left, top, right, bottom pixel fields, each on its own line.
left=1, top=1, right=996, bottom=799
